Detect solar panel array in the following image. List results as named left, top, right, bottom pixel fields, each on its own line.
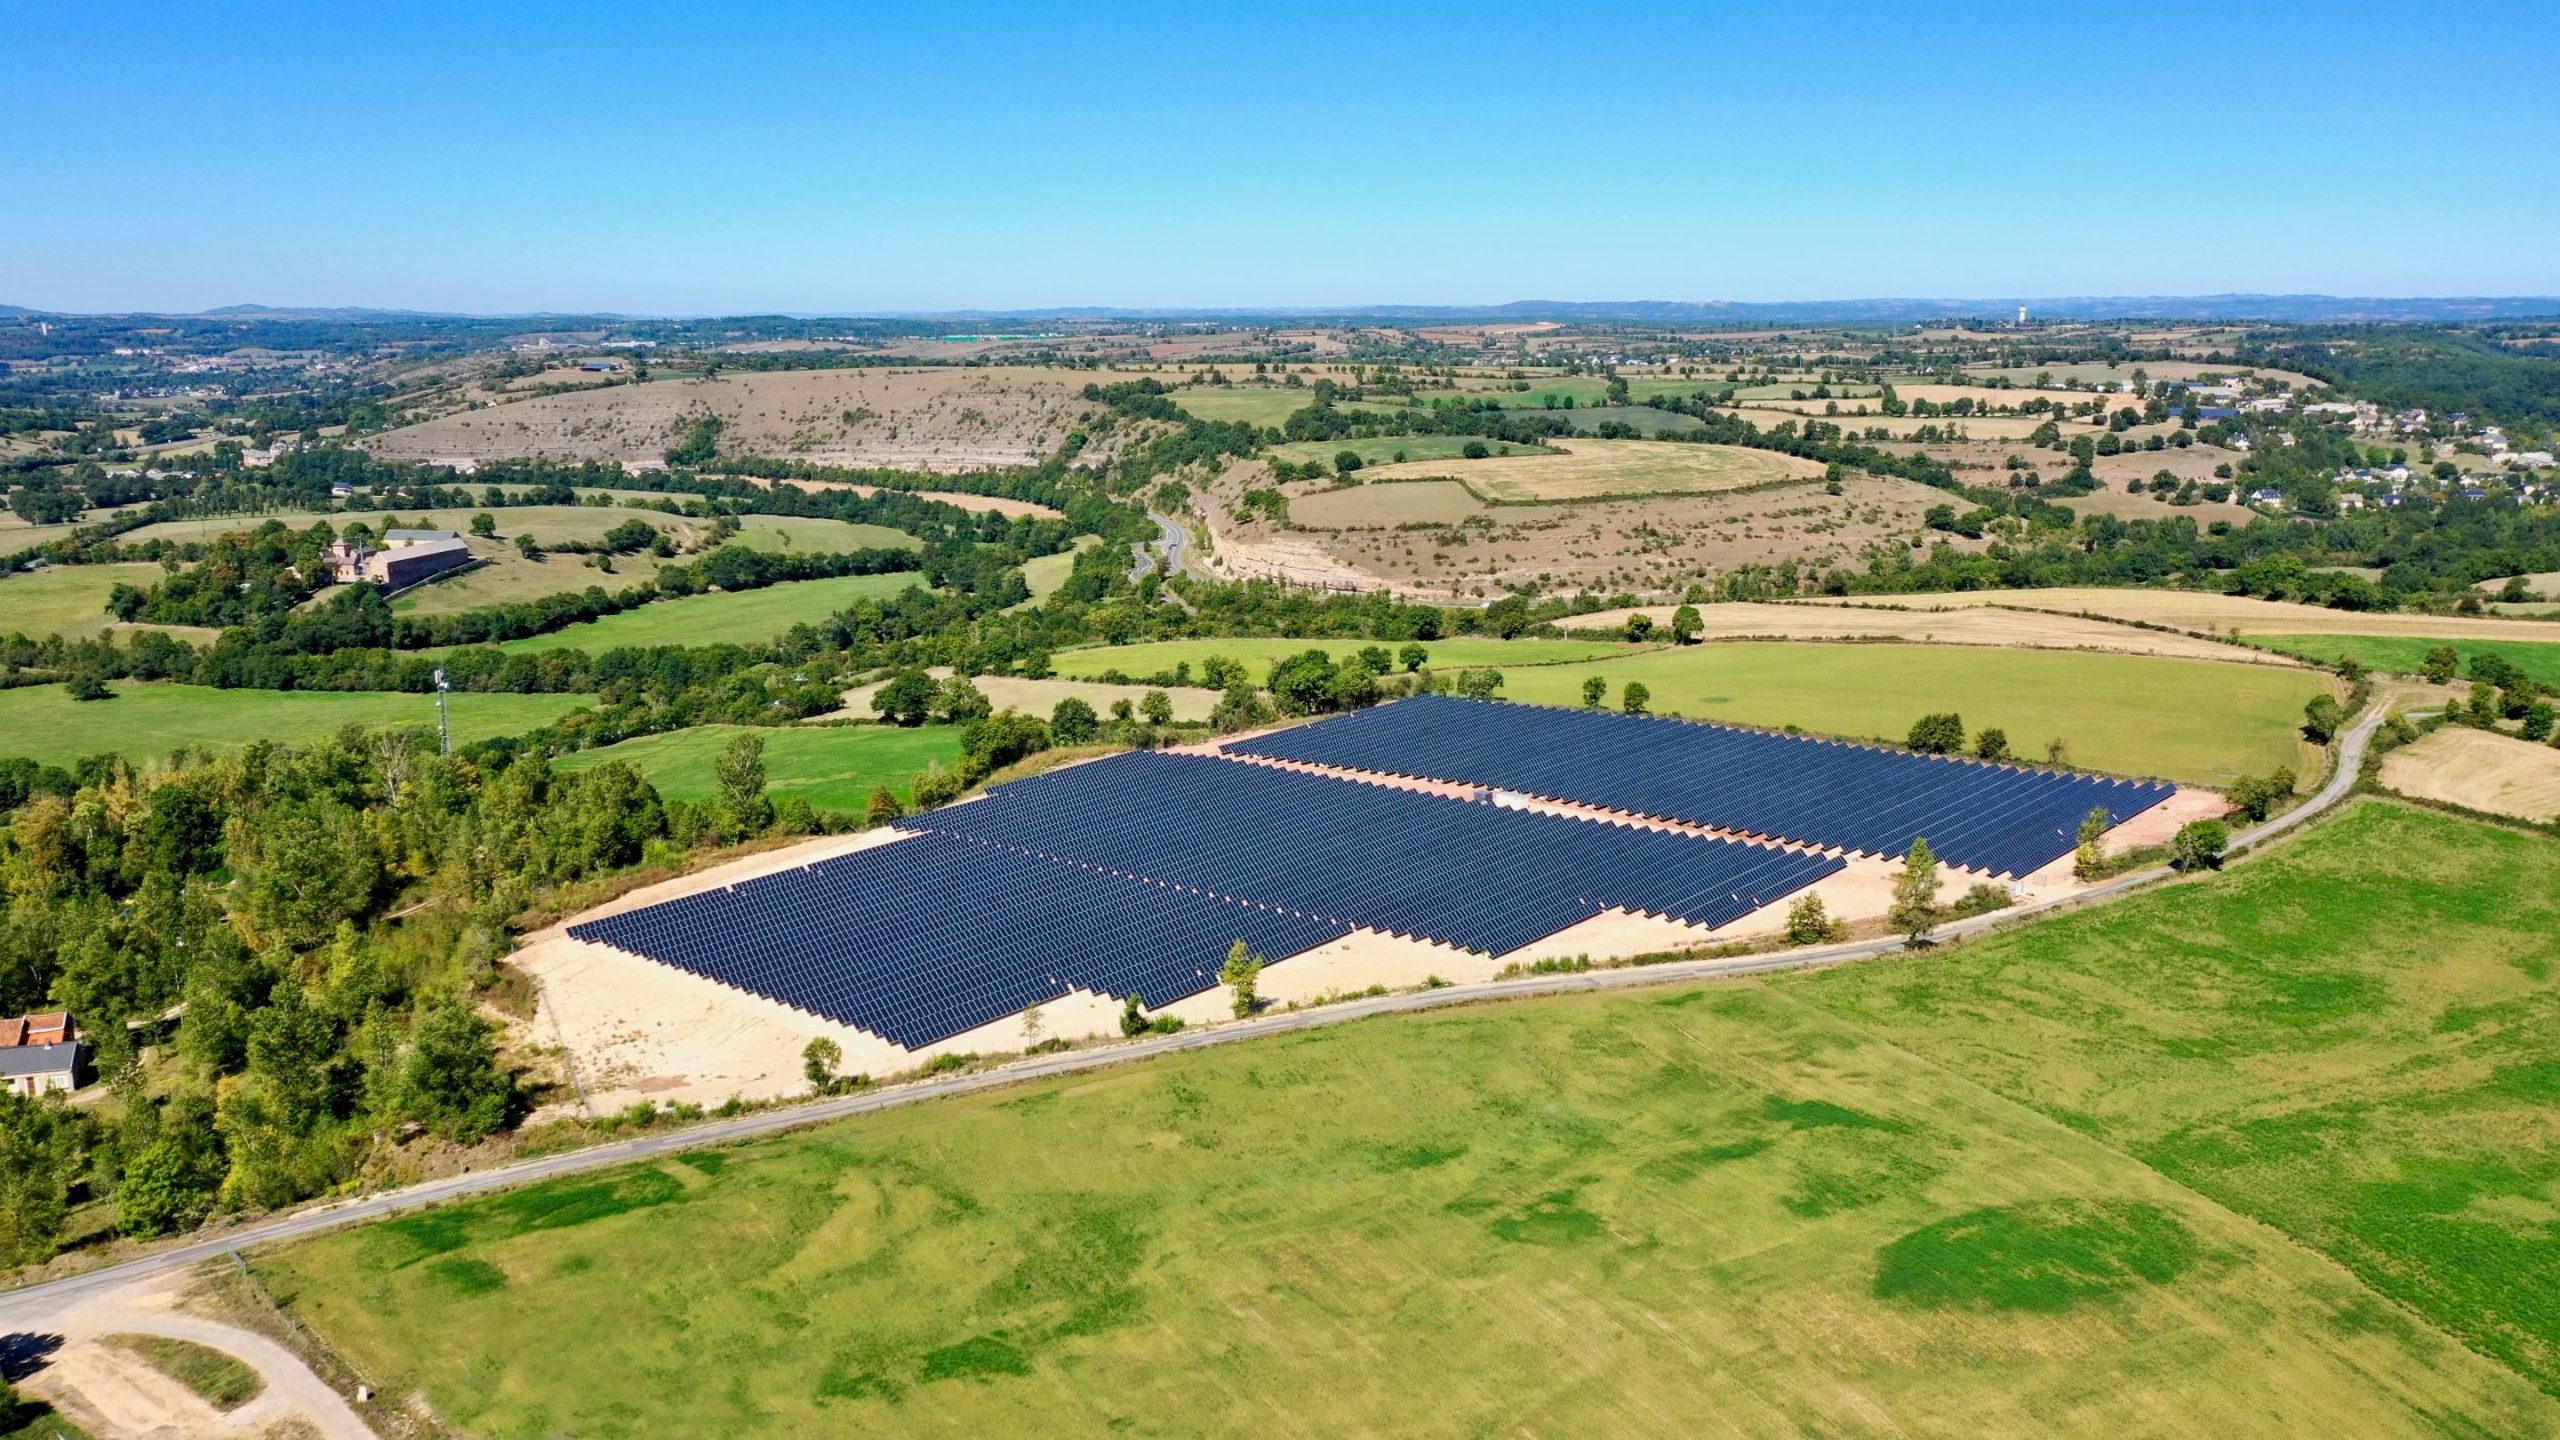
left=1229, top=694, right=2177, bottom=878
left=897, top=751, right=1844, bottom=957
left=570, top=831, right=1352, bottom=1050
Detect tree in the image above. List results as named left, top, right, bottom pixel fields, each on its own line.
left=2226, top=767, right=2297, bottom=822
left=1784, top=892, right=1842, bottom=945
left=1397, top=643, right=1428, bottom=672
left=2525, top=700, right=2556, bottom=743
left=1328, top=661, right=1378, bottom=711
left=2301, top=694, right=2344, bottom=744
left=1889, top=838, right=1940, bottom=945
left=802, top=1036, right=841, bottom=1093
left=1670, top=605, right=1703, bottom=644
left=1211, top=685, right=1273, bottom=734
left=469, top=512, right=498, bottom=538
left=1119, top=993, right=1149, bottom=1037
left=1621, top=681, right=1651, bottom=715
left=933, top=676, right=992, bottom=725
left=2170, top=819, right=2230, bottom=872
left=0, top=1094, right=78, bottom=1264
left=871, top=669, right=936, bottom=726
left=2420, top=645, right=2461, bottom=684
left=514, top=533, right=541, bottom=560
left=1333, top=450, right=1364, bottom=475
left=1455, top=667, right=1505, bottom=700
left=1220, top=940, right=1263, bottom=1019
left=1140, top=689, right=1175, bottom=725
left=399, top=1000, right=513, bottom=1142
left=863, top=785, right=904, bottom=827
left=1268, top=649, right=1340, bottom=715
left=63, top=671, right=111, bottom=702
left=1462, top=440, right=1490, bottom=459
left=1907, top=713, right=1965, bottom=754
left=1049, top=696, right=1099, bottom=744
left=2072, top=806, right=2111, bottom=879
left=117, top=1138, right=209, bottom=1238
left=1972, top=727, right=2009, bottom=762
left=715, top=732, right=771, bottom=833
left=1623, top=613, right=1656, bottom=642
left=1021, top=1005, right=1045, bottom=1048
left=1582, top=676, right=1608, bottom=709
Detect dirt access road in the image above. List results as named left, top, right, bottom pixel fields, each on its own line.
left=24, top=1268, right=372, bottom=1439
left=0, top=709, right=2384, bottom=1408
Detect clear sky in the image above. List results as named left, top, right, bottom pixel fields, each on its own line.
left=6, top=1, right=2557, bottom=314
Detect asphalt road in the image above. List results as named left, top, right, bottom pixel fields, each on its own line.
left=0, top=705, right=2382, bottom=1324
left=1128, top=512, right=1190, bottom=582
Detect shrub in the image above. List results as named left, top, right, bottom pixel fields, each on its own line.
left=1949, top=883, right=2012, bottom=918
left=2302, top=694, right=2343, bottom=744
left=1049, top=696, right=1099, bottom=744
left=2170, top=819, right=2230, bottom=871
left=1907, top=713, right=1965, bottom=754
left=1973, top=727, right=2009, bottom=762
left=1621, top=681, right=1651, bottom=715
left=1784, top=892, right=1844, bottom=945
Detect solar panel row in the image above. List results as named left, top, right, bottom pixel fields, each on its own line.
left=570, top=831, right=1353, bottom=1050
left=1228, top=694, right=2177, bottom=878
left=896, top=751, right=1845, bottom=956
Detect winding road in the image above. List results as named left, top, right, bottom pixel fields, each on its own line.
left=0, top=706, right=2386, bottom=1411
left=1128, top=512, right=1191, bottom=582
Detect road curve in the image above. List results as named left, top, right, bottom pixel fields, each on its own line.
left=0, top=705, right=2384, bottom=1325
left=1129, top=512, right=1190, bottom=582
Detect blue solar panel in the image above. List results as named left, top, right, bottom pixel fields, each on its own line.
left=571, top=832, right=1353, bottom=1050
left=897, top=751, right=1843, bottom=954
left=1228, top=695, right=2177, bottom=877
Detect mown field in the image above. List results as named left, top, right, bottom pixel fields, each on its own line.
left=555, top=723, right=964, bottom=813
left=1485, top=642, right=2319, bottom=785
left=1788, top=801, right=2560, bottom=1397
left=502, top=572, right=930, bottom=655
left=1358, top=439, right=1818, bottom=503
left=2252, top=632, right=2560, bottom=689
left=0, top=683, right=594, bottom=767
left=257, top=816, right=2560, bottom=1437
left=1269, top=435, right=1552, bottom=467
left=2378, top=727, right=2560, bottom=824
left=0, top=562, right=168, bottom=640
left=1049, top=635, right=1631, bottom=681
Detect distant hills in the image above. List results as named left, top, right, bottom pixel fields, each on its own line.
left=6, top=295, right=2557, bottom=326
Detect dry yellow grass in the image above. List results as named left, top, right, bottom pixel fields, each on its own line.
left=1291, top=480, right=1487, bottom=529
left=1356, top=439, right=1820, bottom=503
left=1801, top=588, right=2560, bottom=643
left=2379, top=727, right=2560, bottom=822
left=1555, top=601, right=2298, bottom=665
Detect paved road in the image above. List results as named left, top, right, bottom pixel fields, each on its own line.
left=0, top=705, right=2383, bottom=1328
left=1129, top=512, right=1190, bottom=582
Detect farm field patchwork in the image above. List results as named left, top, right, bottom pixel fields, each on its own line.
left=1049, top=635, right=1631, bottom=681
left=2251, top=632, right=2560, bottom=688
left=1357, top=439, right=1819, bottom=503
left=555, top=723, right=965, bottom=814
left=254, top=932, right=2560, bottom=1437
left=501, top=571, right=930, bottom=654
left=1788, top=801, right=2560, bottom=1395
left=0, top=683, right=594, bottom=767
left=2378, top=727, right=2560, bottom=823
left=1479, top=642, right=2329, bottom=785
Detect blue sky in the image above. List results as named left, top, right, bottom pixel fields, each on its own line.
left=5, top=1, right=2556, bottom=313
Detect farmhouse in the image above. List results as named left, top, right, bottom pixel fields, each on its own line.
left=0, top=1011, right=80, bottom=1096
left=326, top=528, right=473, bottom=589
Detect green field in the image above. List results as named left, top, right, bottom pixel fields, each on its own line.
left=1487, top=642, right=2327, bottom=785
left=1049, top=635, right=1632, bottom=681
left=0, top=516, right=91, bottom=556
left=0, top=683, right=594, bottom=767
left=258, top=840, right=2560, bottom=1436
left=1789, top=801, right=2560, bottom=1395
left=1270, top=435, right=1554, bottom=468
left=1165, top=388, right=1317, bottom=427
left=2252, top=632, right=2560, bottom=689
left=501, top=572, right=930, bottom=655
left=554, top=723, right=964, bottom=813
left=0, top=562, right=166, bottom=640
left=1016, top=536, right=1099, bottom=606
left=1562, top=404, right=1710, bottom=436
left=391, top=546, right=676, bottom=616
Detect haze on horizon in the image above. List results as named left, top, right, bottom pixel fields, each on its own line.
left=6, top=0, right=2556, bottom=315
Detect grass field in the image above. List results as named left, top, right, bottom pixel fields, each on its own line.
left=2379, top=727, right=2560, bottom=823
left=257, top=874, right=2560, bottom=1436
left=0, top=515, right=91, bottom=556
left=0, top=684, right=594, bottom=767
left=2252, top=632, right=2560, bottom=688
left=1788, top=801, right=2560, bottom=1397
left=555, top=724, right=964, bottom=813
left=1287, top=479, right=1487, bottom=529
left=1016, top=536, right=1098, bottom=605
left=391, top=545, right=675, bottom=616
left=106, top=1333, right=264, bottom=1411
left=1357, top=439, right=1820, bottom=503
left=0, top=562, right=164, bottom=640
left=1270, top=435, right=1552, bottom=468
left=1807, top=587, right=2560, bottom=645
left=1049, top=635, right=1631, bottom=681
left=1483, top=642, right=2327, bottom=785
left=501, top=572, right=930, bottom=655
left=1165, top=388, right=1317, bottom=427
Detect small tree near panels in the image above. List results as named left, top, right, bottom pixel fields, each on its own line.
left=1889, top=837, right=1940, bottom=945
left=1220, top=940, right=1264, bottom=1019
left=1621, top=681, right=1651, bottom=715
left=2170, top=818, right=2230, bottom=872
left=1907, top=713, right=1965, bottom=754
left=803, top=1036, right=841, bottom=1093
left=2072, top=805, right=2110, bottom=879
left=1582, top=676, right=1608, bottom=709
left=1784, top=892, right=1844, bottom=945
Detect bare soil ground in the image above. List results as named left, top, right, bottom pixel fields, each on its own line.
left=366, top=366, right=1098, bottom=473
left=1554, top=601, right=2297, bottom=665
left=1803, top=587, right=2560, bottom=642
left=1203, top=461, right=1963, bottom=601
left=2380, top=727, right=2560, bottom=822
left=27, top=1270, right=371, bottom=1440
